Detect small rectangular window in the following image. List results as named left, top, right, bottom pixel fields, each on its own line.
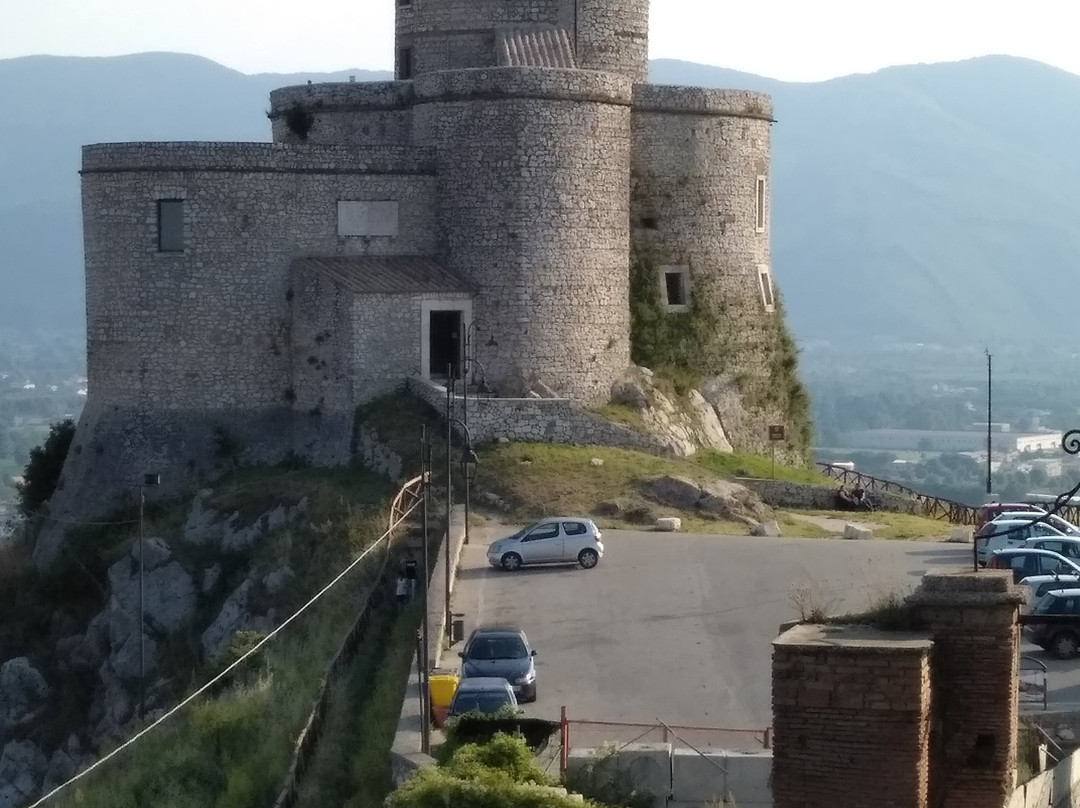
left=660, top=266, right=690, bottom=312
left=758, top=264, right=775, bottom=312
left=158, top=199, right=184, bottom=252
left=755, top=176, right=767, bottom=233
left=398, top=47, right=413, bottom=80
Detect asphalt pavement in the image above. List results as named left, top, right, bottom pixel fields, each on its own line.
left=448, top=525, right=1080, bottom=735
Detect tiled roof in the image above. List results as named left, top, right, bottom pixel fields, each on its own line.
left=292, top=256, right=475, bottom=296
left=496, top=26, right=577, bottom=69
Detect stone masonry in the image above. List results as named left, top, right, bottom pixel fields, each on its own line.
left=772, top=569, right=1024, bottom=808
left=48, top=0, right=804, bottom=563
left=772, top=624, right=932, bottom=808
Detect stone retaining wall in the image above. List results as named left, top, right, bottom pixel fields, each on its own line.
left=737, top=477, right=918, bottom=514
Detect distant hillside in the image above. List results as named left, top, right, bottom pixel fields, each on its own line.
left=2, top=52, right=1078, bottom=348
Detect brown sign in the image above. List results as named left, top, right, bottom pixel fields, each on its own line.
left=768, top=425, right=786, bottom=442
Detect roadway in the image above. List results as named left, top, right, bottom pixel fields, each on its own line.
left=449, top=526, right=981, bottom=734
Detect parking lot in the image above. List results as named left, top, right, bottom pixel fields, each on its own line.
left=448, top=525, right=1080, bottom=731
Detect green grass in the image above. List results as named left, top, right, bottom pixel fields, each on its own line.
left=473, top=443, right=818, bottom=534
left=788, top=509, right=955, bottom=540
left=589, top=403, right=646, bottom=430
left=695, top=450, right=831, bottom=484
left=296, top=599, right=424, bottom=808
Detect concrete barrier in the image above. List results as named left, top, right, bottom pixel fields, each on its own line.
left=566, top=743, right=671, bottom=808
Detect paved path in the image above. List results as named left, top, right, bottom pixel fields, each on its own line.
left=449, top=526, right=973, bottom=734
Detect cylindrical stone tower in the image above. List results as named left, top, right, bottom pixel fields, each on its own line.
left=631, top=86, right=797, bottom=453
left=414, top=68, right=633, bottom=401
left=268, top=82, right=414, bottom=146
left=395, top=0, right=648, bottom=83
left=574, top=0, right=650, bottom=83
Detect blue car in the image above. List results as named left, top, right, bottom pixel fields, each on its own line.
left=459, top=626, right=538, bottom=703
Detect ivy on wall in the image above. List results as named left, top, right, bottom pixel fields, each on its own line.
left=628, top=241, right=726, bottom=392
left=628, top=240, right=814, bottom=457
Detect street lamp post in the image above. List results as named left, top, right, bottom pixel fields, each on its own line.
left=419, top=426, right=432, bottom=755
left=445, top=365, right=454, bottom=645
left=461, top=319, right=495, bottom=547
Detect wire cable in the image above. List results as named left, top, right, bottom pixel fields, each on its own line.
left=27, top=494, right=421, bottom=808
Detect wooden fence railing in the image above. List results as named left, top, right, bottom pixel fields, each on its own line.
left=817, top=463, right=979, bottom=525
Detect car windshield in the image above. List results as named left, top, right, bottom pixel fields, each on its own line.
left=452, top=692, right=514, bottom=714
left=467, top=636, right=529, bottom=660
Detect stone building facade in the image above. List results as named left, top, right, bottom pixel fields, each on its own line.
left=43, top=0, right=800, bottom=563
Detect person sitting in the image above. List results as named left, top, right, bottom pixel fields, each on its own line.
left=836, top=486, right=856, bottom=510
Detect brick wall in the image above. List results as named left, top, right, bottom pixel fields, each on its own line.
left=772, top=624, right=932, bottom=808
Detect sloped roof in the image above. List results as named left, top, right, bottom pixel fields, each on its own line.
left=496, top=26, right=577, bottom=69
left=292, top=256, right=474, bottom=296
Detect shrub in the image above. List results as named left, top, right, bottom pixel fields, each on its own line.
left=17, top=418, right=75, bottom=517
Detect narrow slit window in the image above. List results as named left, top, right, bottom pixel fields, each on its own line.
left=398, top=47, right=413, bottom=80
left=755, top=176, right=767, bottom=233
left=660, top=266, right=691, bottom=312
left=158, top=199, right=184, bottom=252
left=758, top=264, right=775, bottom=312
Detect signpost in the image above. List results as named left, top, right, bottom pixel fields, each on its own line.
left=768, top=425, right=785, bottom=479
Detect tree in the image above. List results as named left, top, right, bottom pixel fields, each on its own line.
left=16, top=418, right=75, bottom=517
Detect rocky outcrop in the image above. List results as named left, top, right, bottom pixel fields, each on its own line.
left=201, top=578, right=276, bottom=662
left=640, top=475, right=768, bottom=526
left=182, top=491, right=309, bottom=552
left=0, top=659, right=49, bottom=736
left=610, top=367, right=733, bottom=457
left=107, top=538, right=196, bottom=635
left=0, top=741, right=47, bottom=808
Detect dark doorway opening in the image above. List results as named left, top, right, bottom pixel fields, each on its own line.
left=429, top=310, right=462, bottom=378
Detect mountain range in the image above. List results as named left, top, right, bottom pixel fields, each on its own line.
left=2, top=52, right=1078, bottom=349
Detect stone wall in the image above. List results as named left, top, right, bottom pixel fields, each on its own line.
left=269, top=81, right=415, bottom=146
left=409, top=379, right=670, bottom=454
left=737, top=478, right=919, bottom=514
left=413, top=68, right=633, bottom=402
left=773, top=624, right=932, bottom=808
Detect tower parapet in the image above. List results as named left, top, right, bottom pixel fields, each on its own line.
left=269, top=81, right=415, bottom=146
left=395, top=0, right=648, bottom=82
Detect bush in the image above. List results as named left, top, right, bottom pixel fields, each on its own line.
left=17, top=418, right=75, bottom=517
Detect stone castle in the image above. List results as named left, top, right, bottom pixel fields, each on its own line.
left=39, top=0, right=806, bottom=562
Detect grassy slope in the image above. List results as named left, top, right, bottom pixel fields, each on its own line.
left=473, top=443, right=952, bottom=540
left=41, top=465, right=405, bottom=808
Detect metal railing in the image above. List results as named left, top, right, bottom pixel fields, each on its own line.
left=1019, top=655, right=1049, bottom=710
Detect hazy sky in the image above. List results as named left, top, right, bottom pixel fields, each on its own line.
left=5, top=0, right=1080, bottom=81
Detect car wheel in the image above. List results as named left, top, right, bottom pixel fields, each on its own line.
left=1051, top=632, right=1080, bottom=660
left=578, top=549, right=599, bottom=569
left=501, top=552, right=522, bottom=571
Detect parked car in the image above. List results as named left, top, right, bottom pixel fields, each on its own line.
left=447, top=677, right=519, bottom=718
left=976, top=502, right=1046, bottom=529
left=987, top=548, right=1080, bottom=583
left=993, top=511, right=1079, bottom=536
left=1026, top=589, right=1080, bottom=659
left=1018, top=574, right=1080, bottom=612
left=459, top=626, right=537, bottom=702
left=1027, top=537, right=1080, bottom=563
left=975, top=519, right=1067, bottom=565
left=487, top=518, right=604, bottom=571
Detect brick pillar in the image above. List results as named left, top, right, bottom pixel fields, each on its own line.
left=907, top=570, right=1024, bottom=808
left=772, top=624, right=933, bottom=808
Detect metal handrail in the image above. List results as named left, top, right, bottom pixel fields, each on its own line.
left=817, top=463, right=979, bottom=525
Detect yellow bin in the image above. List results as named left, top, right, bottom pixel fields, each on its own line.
left=429, top=674, right=459, bottom=709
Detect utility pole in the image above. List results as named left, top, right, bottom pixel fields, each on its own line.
left=419, top=426, right=431, bottom=755
left=986, top=350, right=993, bottom=497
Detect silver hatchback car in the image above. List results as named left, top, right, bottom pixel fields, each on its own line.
left=487, top=518, right=604, bottom=571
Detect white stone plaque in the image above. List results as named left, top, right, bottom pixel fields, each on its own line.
left=337, top=201, right=399, bottom=237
